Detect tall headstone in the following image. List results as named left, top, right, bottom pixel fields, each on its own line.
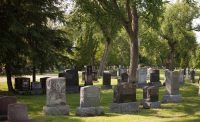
left=150, top=69, right=161, bottom=87
left=162, top=70, right=182, bottom=103
left=0, top=96, right=16, bottom=121
left=59, top=69, right=80, bottom=93
left=40, top=77, right=50, bottom=93
left=110, top=82, right=139, bottom=113
left=92, top=71, right=98, bottom=82
left=190, top=69, right=195, bottom=83
left=7, top=103, right=29, bottom=122
left=143, top=85, right=160, bottom=108
left=76, top=86, right=104, bottom=116
left=15, top=77, right=31, bottom=94
left=101, top=72, right=112, bottom=89
left=137, top=68, right=147, bottom=88
left=43, top=78, right=70, bottom=115
left=85, top=65, right=93, bottom=86
left=82, top=71, right=85, bottom=82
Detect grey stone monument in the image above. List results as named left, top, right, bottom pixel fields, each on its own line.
left=179, top=69, right=184, bottom=84
left=43, top=78, right=70, bottom=115
left=137, top=68, right=147, bottom=88
left=143, top=85, right=161, bottom=109
left=7, top=103, right=29, bottom=122
left=76, top=86, right=104, bottom=116
left=162, top=70, right=182, bottom=103
left=31, top=82, right=43, bottom=95
left=110, top=82, right=139, bottom=113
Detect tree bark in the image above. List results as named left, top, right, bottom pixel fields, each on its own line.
left=5, top=64, right=15, bottom=92
left=32, top=66, right=36, bottom=82
left=98, top=38, right=111, bottom=76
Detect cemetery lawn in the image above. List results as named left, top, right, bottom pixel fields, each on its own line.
left=0, top=73, right=200, bottom=122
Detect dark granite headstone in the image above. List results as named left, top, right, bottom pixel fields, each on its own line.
left=82, top=71, right=85, bottom=82
left=102, top=72, right=112, bottom=89
left=150, top=69, right=160, bottom=83
left=190, top=69, right=195, bottom=83
left=8, top=103, right=29, bottom=122
left=0, top=96, right=17, bottom=121
left=15, top=77, right=30, bottom=91
left=31, top=82, right=42, bottom=95
left=85, top=65, right=93, bottom=86
left=113, top=82, right=136, bottom=103
left=120, top=73, right=128, bottom=83
left=92, top=71, right=98, bottom=81
left=40, top=77, right=50, bottom=92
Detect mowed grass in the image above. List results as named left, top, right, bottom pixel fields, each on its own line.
left=0, top=72, right=200, bottom=122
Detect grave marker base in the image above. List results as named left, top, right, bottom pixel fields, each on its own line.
left=43, top=105, right=70, bottom=115
left=162, top=94, right=182, bottom=103
left=76, top=107, right=104, bottom=116
left=143, top=101, right=161, bottom=109
left=110, top=102, right=139, bottom=113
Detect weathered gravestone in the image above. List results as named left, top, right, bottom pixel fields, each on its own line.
left=150, top=69, right=162, bottom=87
left=101, top=72, right=112, bottom=89
left=31, top=82, right=43, bottom=95
left=43, top=78, right=70, bottom=115
left=137, top=68, right=147, bottom=88
left=59, top=69, right=80, bottom=93
left=162, top=70, right=182, bottom=103
left=76, top=86, right=104, bottom=116
left=85, top=65, right=93, bottom=86
left=7, top=103, right=29, bottom=122
left=15, top=77, right=31, bottom=94
left=110, top=82, right=139, bottom=113
left=143, top=85, right=160, bottom=108
left=40, top=77, right=50, bottom=93
left=0, top=96, right=16, bottom=121
left=179, top=69, right=185, bottom=84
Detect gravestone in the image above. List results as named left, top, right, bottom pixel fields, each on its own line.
left=82, top=71, right=85, bottom=82
left=59, top=69, right=80, bottom=93
left=162, top=70, right=182, bottom=103
left=0, top=96, right=16, bottom=121
left=7, top=103, right=29, bottom=122
left=190, top=69, right=195, bottom=83
left=85, top=65, right=93, bottom=86
left=101, top=72, right=112, bottom=89
left=40, top=77, right=50, bottom=93
left=137, top=68, right=147, bottom=88
left=118, top=73, right=128, bottom=84
left=92, top=71, right=98, bottom=82
left=43, top=78, right=70, bottom=115
left=147, top=68, right=153, bottom=80
left=76, top=86, right=104, bottom=116
left=15, top=77, right=31, bottom=94
left=110, top=82, right=139, bottom=113
left=179, top=69, right=185, bottom=84
left=31, top=82, right=43, bottom=95
left=143, top=85, right=160, bottom=108
left=110, top=70, right=117, bottom=77
left=150, top=69, right=161, bottom=87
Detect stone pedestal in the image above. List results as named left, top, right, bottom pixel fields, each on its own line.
left=110, top=102, right=139, bottom=113
left=76, top=107, right=104, bottom=116
left=162, top=94, right=182, bottom=103
left=43, top=78, right=70, bottom=115
left=143, top=101, right=161, bottom=109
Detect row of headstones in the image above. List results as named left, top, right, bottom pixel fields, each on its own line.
left=43, top=69, right=184, bottom=116
left=0, top=96, right=29, bottom=122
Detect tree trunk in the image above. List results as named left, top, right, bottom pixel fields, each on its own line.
left=5, top=64, right=15, bottom=92
left=98, top=38, right=111, bottom=76
left=32, top=66, right=36, bottom=82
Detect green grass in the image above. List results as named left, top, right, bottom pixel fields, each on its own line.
left=0, top=75, right=200, bottom=122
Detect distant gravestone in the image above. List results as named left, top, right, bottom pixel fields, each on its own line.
left=179, top=69, right=184, bottom=84
left=143, top=85, right=160, bottom=108
left=82, top=71, right=85, bottom=82
left=92, top=71, right=98, bottom=82
left=150, top=69, right=161, bottom=87
left=0, top=96, right=17, bottom=121
left=76, top=86, right=104, bottom=116
left=162, top=70, right=182, bottom=103
left=43, top=78, right=70, bottom=115
left=60, top=69, right=80, bottom=93
left=7, top=103, right=29, bottom=122
left=110, top=82, right=139, bottom=113
left=101, top=72, right=112, bottom=89
left=118, top=73, right=128, bottom=84
left=85, top=65, right=93, bottom=86
left=40, top=77, right=50, bottom=93
left=31, top=82, right=43, bottom=95
left=147, top=68, right=153, bottom=80
left=190, top=69, right=195, bottom=83
left=137, top=68, right=147, bottom=88
left=15, top=77, right=30, bottom=91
